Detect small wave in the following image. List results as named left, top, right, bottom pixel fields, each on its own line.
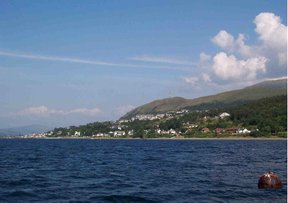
left=5, top=190, right=38, bottom=198
left=69, top=200, right=91, bottom=203
left=108, top=172, right=126, bottom=177
left=1, top=179, right=32, bottom=187
left=90, top=194, right=157, bottom=203
left=212, top=161, right=226, bottom=165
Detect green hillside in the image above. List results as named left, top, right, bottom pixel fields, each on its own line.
left=49, top=95, right=287, bottom=138
left=122, top=79, right=287, bottom=119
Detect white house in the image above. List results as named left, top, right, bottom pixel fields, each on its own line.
left=237, top=128, right=251, bottom=134
left=128, top=130, right=134, bottom=136
left=168, top=129, right=177, bottom=135
left=93, top=133, right=104, bottom=137
left=114, top=131, right=126, bottom=137
left=118, top=119, right=130, bottom=123
left=219, top=112, right=230, bottom=119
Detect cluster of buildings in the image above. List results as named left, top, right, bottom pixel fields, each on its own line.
left=93, top=130, right=134, bottom=137
left=120, top=109, right=190, bottom=122
left=70, top=130, right=134, bottom=138
left=201, top=127, right=251, bottom=134
left=203, top=112, right=231, bottom=121
left=125, top=109, right=189, bottom=122
left=19, top=110, right=253, bottom=138
left=20, top=133, right=48, bottom=138
left=120, top=111, right=229, bottom=124
left=132, top=114, right=165, bottom=121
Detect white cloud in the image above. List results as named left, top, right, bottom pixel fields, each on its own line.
left=129, top=55, right=196, bottom=66
left=212, top=52, right=267, bottom=80
left=254, top=12, right=287, bottom=50
left=254, top=12, right=287, bottom=67
left=182, top=76, right=199, bottom=86
left=17, top=106, right=101, bottom=117
left=235, top=34, right=254, bottom=58
left=209, top=12, right=286, bottom=82
left=202, top=73, right=212, bottom=82
left=199, top=52, right=211, bottom=63
left=212, top=31, right=254, bottom=58
left=18, top=106, right=50, bottom=116
left=212, top=30, right=235, bottom=51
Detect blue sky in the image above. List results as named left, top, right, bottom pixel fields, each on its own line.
left=0, top=0, right=286, bottom=128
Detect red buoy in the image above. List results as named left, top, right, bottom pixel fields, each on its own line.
left=258, top=171, right=283, bottom=189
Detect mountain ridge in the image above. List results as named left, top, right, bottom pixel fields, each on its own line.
left=122, top=79, right=287, bottom=119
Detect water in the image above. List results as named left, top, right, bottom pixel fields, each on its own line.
left=0, top=139, right=286, bottom=202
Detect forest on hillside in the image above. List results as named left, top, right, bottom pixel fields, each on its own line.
left=50, top=95, right=287, bottom=138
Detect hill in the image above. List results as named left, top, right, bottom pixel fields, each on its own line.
left=49, top=95, right=287, bottom=138
left=122, top=78, right=287, bottom=119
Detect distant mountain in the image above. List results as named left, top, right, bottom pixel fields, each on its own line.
left=0, top=125, right=52, bottom=136
left=122, top=78, right=287, bottom=119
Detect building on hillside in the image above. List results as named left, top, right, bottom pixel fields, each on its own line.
left=114, top=131, right=126, bottom=137
left=176, top=109, right=189, bottom=114
left=184, top=123, right=198, bottom=129
left=133, top=114, right=157, bottom=121
left=219, top=112, right=230, bottom=119
left=225, top=128, right=238, bottom=134
left=215, top=128, right=226, bottom=134
left=93, top=133, right=109, bottom=137
left=201, top=128, right=210, bottom=133
left=237, top=128, right=251, bottom=134
left=157, top=129, right=177, bottom=135
left=168, top=129, right=177, bottom=135
left=118, top=119, right=130, bottom=123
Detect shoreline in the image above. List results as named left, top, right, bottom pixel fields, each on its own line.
left=1, top=136, right=286, bottom=140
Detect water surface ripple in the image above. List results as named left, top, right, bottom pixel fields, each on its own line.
left=0, top=139, right=286, bottom=202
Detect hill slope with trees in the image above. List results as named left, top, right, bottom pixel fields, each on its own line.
left=122, top=79, right=287, bottom=119
left=45, top=95, right=286, bottom=138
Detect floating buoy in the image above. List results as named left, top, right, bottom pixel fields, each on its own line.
left=258, top=171, right=283, bottom=189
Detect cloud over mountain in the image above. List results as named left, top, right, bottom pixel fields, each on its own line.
left=184, top=12, right=287, bottom=87
left=212, top=12, right=286, bottom=80
left=212, top=52, right=267, bottom=80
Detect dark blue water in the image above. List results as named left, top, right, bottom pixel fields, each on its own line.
left=0, top=139, right=286, bottom=203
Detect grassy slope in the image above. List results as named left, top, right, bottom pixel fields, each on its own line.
left=122, top=79, right=287, bottom=119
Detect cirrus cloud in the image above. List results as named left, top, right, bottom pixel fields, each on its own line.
left=17, top=106, right=50, bottom=116
left=17, top=106, right=101, bottom=117
left=0, top=51, right=192, bottom=72
left=129, top=55, right=196, bottom=66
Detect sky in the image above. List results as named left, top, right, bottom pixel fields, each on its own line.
left=0, top=0, right=287, bottom=128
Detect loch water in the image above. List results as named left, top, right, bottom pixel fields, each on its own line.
left=0, top=139, right=286, bottom=203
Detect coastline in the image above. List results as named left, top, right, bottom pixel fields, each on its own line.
left=1, top=136, right=286, bottom=140
left=151, top=137, right=287, bottom=140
